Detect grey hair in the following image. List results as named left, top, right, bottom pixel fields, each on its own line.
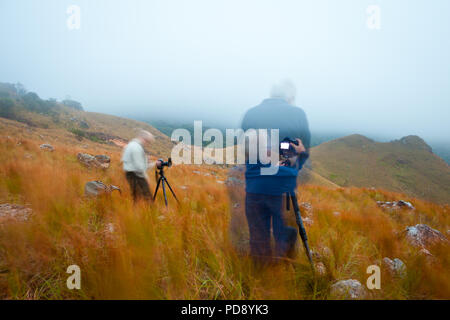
left=270, top=80, right=296, bottom=104
left=137, top=129, right=154, bottom=142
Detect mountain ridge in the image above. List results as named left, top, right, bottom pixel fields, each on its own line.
left=310, top=133, right=450, bottom=204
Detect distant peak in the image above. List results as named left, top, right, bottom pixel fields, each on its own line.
left=346, top=134, right=373, bottom=141
left=337, top=134, right=374, bottom=145
left=396, top=135, right=432, bottom=152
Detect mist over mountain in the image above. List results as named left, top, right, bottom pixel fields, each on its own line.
left=128, top=113, right=450, bottom=165
left=2, top=1, right=450, bottom=147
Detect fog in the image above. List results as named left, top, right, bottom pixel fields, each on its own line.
left=1, top=0, right=449, bottom=142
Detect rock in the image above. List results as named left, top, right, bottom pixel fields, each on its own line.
left=333, top=211, right=341, bottom=217
left=311, top=246, right=332, bottom=260
left=300, top=202, right=313, bottom=211
left=78, top=153, right=97, bottom=167
left=179, top=186, right=188, bottom=190
left=193, top=171, right=201, bottom=175
left=105, top=223, right=115, bottom=233
left=40, top=144, right=54, bottom=152
left=419, top=248, right=433, bottom=257
left=396, top=200, right=415, bottom=210
left=405, top=224, right=448, bottom=248
left=216, top=180, right=225, bottom=184
left=319, top=246, right=332, bottom=258
left=322, top=246, right=332, bottom=258
left=330, top=279, right=366, bottom=300
left=303, top=217, right=313, bottom=227
left=226, top=176, right=244, bottom=186
left=233, top=203, right=240, bottom=209
left=0, top=203, right=32, bottom=223
left=110, top=139, right=127, bottom=148
left=383, top=257, right=407, bottom=278
left=77, top=153, right=109, bottom=169
left=94, top=155, right=111, bottom=168
left=79, top=120, right=89, bottom=129
left=226, top=166, right=245, bottom=187
left=310, top=249, right=322, bottom=260
left=94, top=154, right=110, bottom=163
left=377, top=200, right=415, bottom=210
left=24, top=153, right=33, bottom=159
left=314, top=262, right=326, bottom=276
left=84, top=181, right=121, bottom=197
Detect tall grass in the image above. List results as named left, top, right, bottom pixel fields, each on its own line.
left=0, top=135, right=448, bottom=299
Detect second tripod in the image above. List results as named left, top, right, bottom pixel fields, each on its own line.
left=153, top=158, right=179, bottom=207
left=286, top=191, right=314, bottom=271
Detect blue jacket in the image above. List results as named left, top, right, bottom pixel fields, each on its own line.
left=241, top=98, right=311, bottom=195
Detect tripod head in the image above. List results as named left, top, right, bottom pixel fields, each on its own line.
left=156, top=157, right=172, bottom=170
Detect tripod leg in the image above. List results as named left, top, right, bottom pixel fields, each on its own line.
left=153, top=177, right=161, bottom=201
left=290, top=192, right=314, bottom=271
left=161, top=178, right=168, bottom=207
left=164, top=179, right=179, bottom=203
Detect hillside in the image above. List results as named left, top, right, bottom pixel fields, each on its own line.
left=311, top=134, right=450, bottom=204
left=0, top=82, right=172, bottom=157
left=0, top=124, right=449, bottom=299
left=1, top=83, right=449, bottom=299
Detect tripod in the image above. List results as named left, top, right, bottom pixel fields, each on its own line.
left=153, top=166, right=179, bottom=207
left=286, top=191, right=314, bottom=271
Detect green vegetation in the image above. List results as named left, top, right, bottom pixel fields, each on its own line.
left=0, top=82, right=172, bottom=157
left=69, top=128, right=102, bottom=143
left=0, top=98, right=16, bottom=119
left=62, top=99, right=84, bottom=111
left=0, top=82, right=64, bottom=125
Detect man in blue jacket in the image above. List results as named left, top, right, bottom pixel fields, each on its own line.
left=241, top=80, right=311, bottom=263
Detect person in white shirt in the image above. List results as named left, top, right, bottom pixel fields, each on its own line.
left=122, top=130, right=155, bottom=202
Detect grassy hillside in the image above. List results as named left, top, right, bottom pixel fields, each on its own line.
left=311, top=134, right=450, bottom=204
left=0, top=82, right=172, bottom=157
left=0, top=124, right=449, bottom=299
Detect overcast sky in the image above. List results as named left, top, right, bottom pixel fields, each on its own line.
left=1, top=0, right=449, bottom=141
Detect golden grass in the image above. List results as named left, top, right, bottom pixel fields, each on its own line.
left=0, top=132, right=449, bottom=300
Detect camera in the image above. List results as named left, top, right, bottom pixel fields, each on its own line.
left=279, top=137, right=299, bottom=159
left=156, top=157, right=172, bottom=170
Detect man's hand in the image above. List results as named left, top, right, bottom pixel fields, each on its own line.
left=280, top=139, right=306, bottom=167
left=291, top=138, right=306, bottom=155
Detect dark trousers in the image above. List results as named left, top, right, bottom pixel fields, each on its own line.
left=245, top=192, right=297, bottom=262
left=125, top=171, right=152, bottom=202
